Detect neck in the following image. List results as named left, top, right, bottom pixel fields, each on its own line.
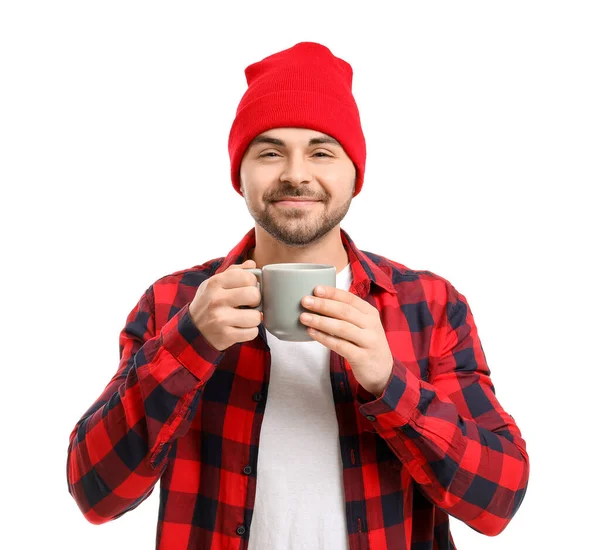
left=249, top=226, right=349, bottom=274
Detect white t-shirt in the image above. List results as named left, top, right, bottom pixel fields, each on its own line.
left=248, top=263, right=353, bottom=550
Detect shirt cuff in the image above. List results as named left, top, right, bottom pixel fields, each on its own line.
left=356, top=356, right=421, bottom=430
left=161, top=303, right=226, bottom=381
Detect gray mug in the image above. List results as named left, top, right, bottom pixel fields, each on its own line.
left=240, top=263, right=336, bottom=342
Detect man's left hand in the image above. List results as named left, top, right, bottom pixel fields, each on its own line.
left=300, top=285, right=393, bottom=397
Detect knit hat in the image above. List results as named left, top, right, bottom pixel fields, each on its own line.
left=228, top=41, right=366, bottom=198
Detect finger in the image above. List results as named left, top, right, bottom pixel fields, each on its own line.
left=306, top=326, right=359, bottom=357
left=227, top=284, right=262, bottom=309
left=302, top=294, right=369, bottom=329
left=227, top=259, right=255, bottom=269
left=311, top=285, right=374, bottom=316
left=228, top=307, right=262, bottom=328
left=301, top=313, right=371, bottom=348
left=221, top=261, right=259, bottom=289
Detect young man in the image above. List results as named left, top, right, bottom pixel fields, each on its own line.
left=67, top=41, right=529, bottom=549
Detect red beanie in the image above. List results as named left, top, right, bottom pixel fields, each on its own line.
left=228, top=42, right=366, bottom=198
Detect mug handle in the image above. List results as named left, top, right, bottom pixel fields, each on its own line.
left=239, top=267, right=263, bottom=312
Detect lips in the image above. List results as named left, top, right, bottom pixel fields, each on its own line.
left=274, top=198, right=319, bottom=202
left=274, top=199, right=320, bottom=207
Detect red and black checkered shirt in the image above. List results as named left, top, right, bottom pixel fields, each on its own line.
left=67, top=227, right=529, bottom=549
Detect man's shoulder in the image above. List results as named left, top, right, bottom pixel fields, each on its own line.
left=151, top=256, right=227, bottom=289
left=361, top=248, right=459, bottom=299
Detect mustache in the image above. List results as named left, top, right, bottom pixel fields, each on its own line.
left=270, top=191, right=324, bottom=201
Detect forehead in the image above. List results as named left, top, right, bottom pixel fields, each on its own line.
left=248, top=130, right=341, bottom=148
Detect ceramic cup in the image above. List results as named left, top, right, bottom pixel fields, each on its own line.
left=239, top=263, right=336, bottom=342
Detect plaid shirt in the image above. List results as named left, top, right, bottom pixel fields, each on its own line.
left=67, top=227, right=529, bottom=549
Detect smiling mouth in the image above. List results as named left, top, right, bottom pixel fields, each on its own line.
left=274, top=200, right=320, bottom=207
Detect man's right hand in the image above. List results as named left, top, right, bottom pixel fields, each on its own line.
left=188, top=259, right=262, bottom=351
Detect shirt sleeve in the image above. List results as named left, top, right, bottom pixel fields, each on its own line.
left=66, top=285, right=226, bottom=524
left=356, top=283, right=529, bottom=537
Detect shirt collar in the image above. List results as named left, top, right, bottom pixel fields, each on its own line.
left=213, top=227, right=397, bottom=298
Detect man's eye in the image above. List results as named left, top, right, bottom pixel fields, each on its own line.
left=259, top=151, right=331, bottom=158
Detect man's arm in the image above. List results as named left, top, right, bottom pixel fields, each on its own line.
left=66, top=285, right=225, bottom=524
left=357, top=283, right=529, bottom=536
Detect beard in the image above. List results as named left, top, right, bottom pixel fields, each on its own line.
left=245, top=192, right=353, bottom=247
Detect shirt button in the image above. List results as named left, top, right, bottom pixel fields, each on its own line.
left=236, top=525, right=246, bottom=536
left=252, top=392, right=263, bottom=402
left=366, top=415, right=376, bottom=421
left=243, top=465, right=252, bottom=475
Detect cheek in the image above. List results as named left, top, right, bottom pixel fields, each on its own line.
left=321, top=173, right=355, bottom=197
left=241, top=182, right=269, bottom=206
left=239, top=158, right=263, bottom=185
left=242, top=163, right=278, bottom=188
left=319, top=161, right=355, bottom=183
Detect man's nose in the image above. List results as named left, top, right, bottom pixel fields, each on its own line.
left=279, top=151, right=312, bottom=185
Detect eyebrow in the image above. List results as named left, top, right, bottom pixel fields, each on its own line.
left=248, top=134, right=341, bottom=148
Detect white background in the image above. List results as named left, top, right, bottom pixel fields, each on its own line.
left=1, top=1, right=598, bottom=548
